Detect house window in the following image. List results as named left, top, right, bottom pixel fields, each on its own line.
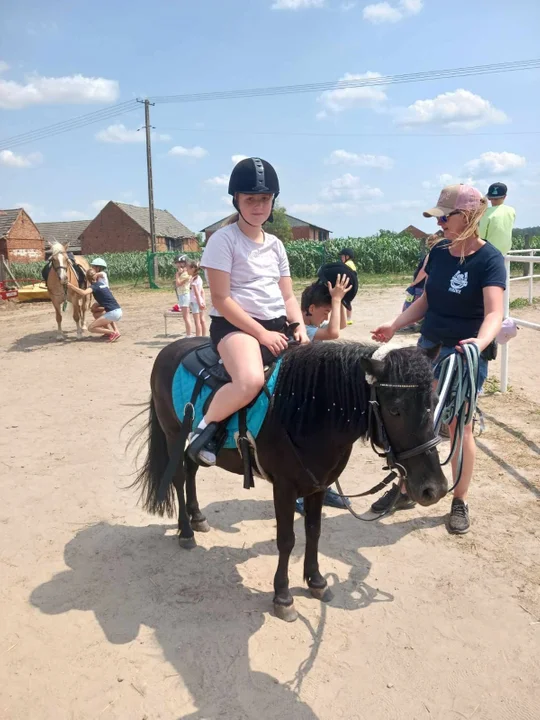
left=318, top=230, right=326, bottom=242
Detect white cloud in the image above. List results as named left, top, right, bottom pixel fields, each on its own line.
left=221, top=195, right=234, bottom=207
left=272, top=0, right=324, bottom=9
left=421, top=173, right=476, bottom=190
left=464, top=151, right=526, bottom=176
left=90, top=199, right=109, bottom=212
left=168, top=145, right=208, bottom=159
left=288, top=203, right=327, bottom=215
left=398, top=89, right=508, bottom=130
left=206, top=174, right=229, bottom=187
left=363, top=0, right=422, bottom=23
left=61, top=210, right=88, bottom=220
left=95, top=124, right=170, bottom=143
left=0, top=149, right=43, bottom=168
left=326, top=149, right=394, bottom=169
left=317, top=71, right=387, bottom=117
left=0, top=61, right=9, bottom=74
left=321, top=173, right=384, bottom=201
left=0, top=72, right=119, bottom=109
left=341, top=2, right=357, bottom=10
left=15, top=202, right=46, bottom=220
left=232, top=154, right=248, bottom=164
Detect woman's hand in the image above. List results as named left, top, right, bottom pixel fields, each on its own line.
left=328, top=274, right=352, bottom=302
left=456, top=338, right=484, bottom=353
left=371, top=322, right=396, bottom=343
left=258, top=329, right=289, bottom=357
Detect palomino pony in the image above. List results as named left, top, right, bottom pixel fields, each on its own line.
left=46, top=241, right=91, bottom=340
left=132, top=338, right=447, bottom=621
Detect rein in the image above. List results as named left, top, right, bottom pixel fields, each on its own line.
left=335, top=381, right=441, bottom=522
left=336, top=344, right=481, bottom=520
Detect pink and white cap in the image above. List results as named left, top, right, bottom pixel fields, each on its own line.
left=423, top=184, right=487, bottom=218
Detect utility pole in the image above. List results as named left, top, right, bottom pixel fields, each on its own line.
left=137, top=98, right=158, bottom=285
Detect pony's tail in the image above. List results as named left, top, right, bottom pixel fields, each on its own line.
left=128, top=397, right=176, bottom=517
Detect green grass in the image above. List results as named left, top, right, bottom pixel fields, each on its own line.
left=509, top=296, right=540, bottom=310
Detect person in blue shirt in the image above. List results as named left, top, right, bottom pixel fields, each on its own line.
left=370, top=184, right=505, bottom=534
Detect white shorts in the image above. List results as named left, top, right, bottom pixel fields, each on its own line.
left=103, top=308, right=122, bottom=322
left=190, top=301, right=201, bottom=314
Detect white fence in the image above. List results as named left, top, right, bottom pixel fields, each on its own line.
left=501, top=248, right=540, bottom=392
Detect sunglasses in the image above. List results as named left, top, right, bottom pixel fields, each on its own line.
left=439, top=210, right=462, bottom=223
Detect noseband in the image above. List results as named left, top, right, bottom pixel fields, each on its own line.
left=368, top=383, right=441, bottom=479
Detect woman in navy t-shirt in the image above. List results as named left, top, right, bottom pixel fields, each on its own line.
left=371, top=184, right=505, bottom=535
left=68, top=269, right=123, bottom=342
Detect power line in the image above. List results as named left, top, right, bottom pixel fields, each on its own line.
left=1, top=58, right=539, bottom=151
left=150, top=58, right=540, bottom=104
left=0, top=100, right=140, bottom=151
left=158, top=127, right=540, bottom=139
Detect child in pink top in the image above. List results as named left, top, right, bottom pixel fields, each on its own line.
left=187, top=260, right=208, bottom=337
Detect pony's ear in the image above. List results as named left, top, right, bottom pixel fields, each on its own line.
left=64, top=239, right=70, bottom=249
left=421, top=343, right=441, bottom=361
left=360, top=357, right=385, bottom=384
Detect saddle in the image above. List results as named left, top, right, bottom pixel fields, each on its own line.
left=177, top=325, right=299, bottom=489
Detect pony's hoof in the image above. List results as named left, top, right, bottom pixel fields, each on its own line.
left=191, top=519, right=210, bottom=533
left=56, top=335, right=65, bottom=341
left=76, top=333, right=83, bottom=340
left=310, top=586, right=333, bottom=602
left=274, top=602, right=298, bottom=622
left=178, top=536, right=196, bottom=550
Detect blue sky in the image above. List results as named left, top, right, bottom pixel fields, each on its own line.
left=1, top=0, right=539, bottom=238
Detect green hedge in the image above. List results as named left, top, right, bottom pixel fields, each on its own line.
left=10, top=233, right=540, bottom=283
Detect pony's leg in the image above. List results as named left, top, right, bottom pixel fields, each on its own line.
left=169, top=442, right=196, bottom=550
left=72, top=299, right=83, bottom=340
left=272, top=480, right=298, bottom=622
left=303, top=492, right=330, bottom=600
left=185, top=457, right=209, bottom=532
left=54, top=302, right=65, bottom=340
left=80, top=296, right=90, bottom=330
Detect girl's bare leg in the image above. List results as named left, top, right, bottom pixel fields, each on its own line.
left=181, top=307, right=192, bottom=336
left=193, top=313, right=202, bottom=337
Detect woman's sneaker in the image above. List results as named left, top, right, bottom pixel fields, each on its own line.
left=370, top=483, right=416, bottom=514
left=448, top=498, right=470, bottom=534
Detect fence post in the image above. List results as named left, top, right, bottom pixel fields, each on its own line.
left=500, top=256, right=511, bottom=393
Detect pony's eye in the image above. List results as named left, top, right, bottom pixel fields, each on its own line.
left=389, top=408, right=400, bottom=417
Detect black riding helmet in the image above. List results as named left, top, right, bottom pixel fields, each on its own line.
left=339, top=247, right=355, bottom=261
left=228, top=157, right=280, bottom=223
left=317, top=261, right=358, bottom=311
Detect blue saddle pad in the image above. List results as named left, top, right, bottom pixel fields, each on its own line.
left=171, top=358, right=282, bottom=449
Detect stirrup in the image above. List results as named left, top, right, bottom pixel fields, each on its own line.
left=186, top=422, right=220, bottom=467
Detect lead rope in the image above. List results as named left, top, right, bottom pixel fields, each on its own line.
left=434, top=343, right=481, bottom=494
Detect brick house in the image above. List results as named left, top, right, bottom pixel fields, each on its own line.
left=0, top=208, right=44, bottom=264
left=80, top=201, right=198, bottom=255
left=201, top=213, right=331, bottom=243
left=37, top=220, right=91, bottom=255
left=401, top=225, right=429, bottom=240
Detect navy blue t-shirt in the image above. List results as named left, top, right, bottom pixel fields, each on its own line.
left=422, top=241, right=506, bottom=347
left=91, top=282, right=120, bottom=312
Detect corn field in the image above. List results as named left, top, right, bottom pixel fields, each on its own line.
left=9, top=232, right=540, bottom=284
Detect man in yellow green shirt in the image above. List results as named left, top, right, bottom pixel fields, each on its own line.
left=478, top=182, right=516, bottom=256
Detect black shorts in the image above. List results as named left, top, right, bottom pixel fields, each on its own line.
left=210, top=315, right=287, bottom=365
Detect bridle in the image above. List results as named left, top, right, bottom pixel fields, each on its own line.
left=334, top=381, right=441, bottom=521
left=367, top=383, right=441, bottom=479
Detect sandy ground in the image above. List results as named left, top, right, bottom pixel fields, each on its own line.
left=1, top=284, right=539, bottom=720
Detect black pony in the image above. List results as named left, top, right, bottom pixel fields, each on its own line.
left=132, top=337, right=447, bottom=622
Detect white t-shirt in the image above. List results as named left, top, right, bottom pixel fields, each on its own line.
left=190, top=275, right=204, bottom=304
left=201, top=223, right=290, bottom=320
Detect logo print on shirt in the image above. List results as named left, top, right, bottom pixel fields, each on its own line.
left=448, top=270, right=468, bottom=294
